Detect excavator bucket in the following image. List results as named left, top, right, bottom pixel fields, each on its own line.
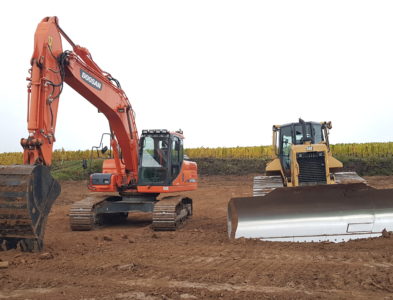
left=228, top=183, right=393, bottom=242
left=0, top=165, right=60, bottom=251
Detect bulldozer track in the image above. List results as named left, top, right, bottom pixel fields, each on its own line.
left=253, top=172, right=367, bottom=197
left=253, top=175, right=283, bottom=196
left=334, top=172, right=367, bottom=184
left=152, top=196, right=192, bottom=231
left=69, top=196, right=105, bottom=231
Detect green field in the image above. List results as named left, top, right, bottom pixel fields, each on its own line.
left=1, top=143, right=392, bottom=180
left=1, top=142, right=393, bottom=165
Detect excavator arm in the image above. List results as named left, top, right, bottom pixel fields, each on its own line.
left=22, top=17, right=139, bottom=187
left=0, top=17, right=140, bottom=251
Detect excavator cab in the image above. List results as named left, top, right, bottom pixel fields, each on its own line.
left=70, top=128, right=195, bottom=232
left=1, top=17, right=198, bottom=251
left=138, top=129, right=183, bottom=186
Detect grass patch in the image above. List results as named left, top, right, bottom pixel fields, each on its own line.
left=337, top=156, right=393, bottom=176
left=192, top=158, right=268, bottom=175
left=51, top=159, right=103, bottom=181
left=194, top=157, right=393, bottom=176
left=49, top=157, right=393, bottom=181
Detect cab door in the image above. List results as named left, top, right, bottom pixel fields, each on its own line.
left=170, top=136, right=183, bottom=181
left=279, top=125, right=293, bottom=178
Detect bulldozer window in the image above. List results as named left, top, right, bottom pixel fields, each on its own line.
left=280, top=125, right=292, bottom=171
left=312, top=124, right=324, bottom=143
left=294, top=123, right=324, bottom=144
left=294, top=124, right=312, bottom=144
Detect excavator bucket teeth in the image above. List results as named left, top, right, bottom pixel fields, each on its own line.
left=0, top=165, right=60, bottom=251
left=228, top=183, right=393, bottom=243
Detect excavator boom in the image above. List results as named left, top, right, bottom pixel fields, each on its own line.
left=22, top=17, right=139, bottom=183
left=0, top=17, right=197, bottom=251
left=0, top=17, right=140, bottom=251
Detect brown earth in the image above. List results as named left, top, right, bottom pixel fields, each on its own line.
left=1, top=175, right=393, bottom=299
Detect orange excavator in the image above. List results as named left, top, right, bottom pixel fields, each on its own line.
left=0, top=17, right=198, bottom=251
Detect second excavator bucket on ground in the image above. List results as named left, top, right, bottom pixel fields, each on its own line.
left=228, top=183, right=393, bottom=242
left=0, top=165, right=60, bottom=251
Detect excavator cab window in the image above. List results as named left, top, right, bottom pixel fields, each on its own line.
left=171, top=136, right=183, bottom=180
left=138, top=133, right=171, bottom=185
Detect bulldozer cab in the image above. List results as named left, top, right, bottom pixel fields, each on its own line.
left=138, top=129, right=184, bottom=186
left=228, top=119, right=393, bottom=242
left=267, top=120, right=340, bottom=186
left=274, top=120, right=329, bottom=177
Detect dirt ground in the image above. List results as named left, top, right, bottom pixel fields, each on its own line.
left=1, top=175, right=393, bottom=299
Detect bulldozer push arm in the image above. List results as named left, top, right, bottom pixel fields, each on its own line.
left=0, top=17, right=140, bottom=251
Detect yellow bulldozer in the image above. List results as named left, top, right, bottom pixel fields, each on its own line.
left=228, top=119, right=393, bottom=242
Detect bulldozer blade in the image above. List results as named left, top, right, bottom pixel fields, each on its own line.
left=228, top=183, right=393, bottom=243
left=0, top=165, right=61, bottom=251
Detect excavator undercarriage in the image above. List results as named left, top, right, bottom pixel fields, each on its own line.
left=0, top=17, right=197, bottom=252
left=69, top=194, right=192, bottom=231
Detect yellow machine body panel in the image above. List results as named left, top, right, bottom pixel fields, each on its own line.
left=228, top=119, right=393, bottom=243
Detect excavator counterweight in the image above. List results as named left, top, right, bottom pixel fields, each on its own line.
left=0, top=17, right=197, bottom=251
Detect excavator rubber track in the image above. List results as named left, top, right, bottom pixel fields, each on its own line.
left=152, top=196, right=192, bottom=231
left=0, top=165, right=60, bottom=251
left=69, top=196, right=107, bottom=231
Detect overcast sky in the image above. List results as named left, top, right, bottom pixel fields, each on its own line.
left=1, top=0, right=393, bottom=152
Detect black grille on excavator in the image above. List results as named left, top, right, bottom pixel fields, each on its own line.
left=296, top=151, right=326, bottom=185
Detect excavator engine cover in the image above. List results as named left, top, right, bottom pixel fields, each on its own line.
left=228, top=183, right=393, bottom=242
left=0, top=165, right=60, bottom=251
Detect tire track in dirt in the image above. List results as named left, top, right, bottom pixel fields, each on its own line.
left=118, top=277, right=390, bottom=299
left=116, top=242, right=393, bottom=295
left=1, top=175, right=393, bottom=299
left=0, top=288, right=55, bottom=299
